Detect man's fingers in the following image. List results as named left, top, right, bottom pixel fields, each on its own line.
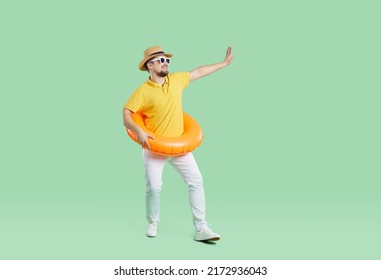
left=225, top=47, right=233, bottom=64
left=148, top=134, right=155, bottom=140
left=141, top=137, right=152, bottom=150
left=145, top=140, right=151, bottom=151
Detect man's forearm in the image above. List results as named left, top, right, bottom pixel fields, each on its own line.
left=123, top=108, right=143, bottom=134
left=190, top=61, right=228, bottom=81
left=189, top=47, right=233, bottom=82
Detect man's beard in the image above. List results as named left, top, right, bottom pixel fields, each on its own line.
left=158, top=70, right=168, bottom=77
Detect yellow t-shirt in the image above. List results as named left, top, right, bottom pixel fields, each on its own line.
left=124, top=72, right=190, bottom=137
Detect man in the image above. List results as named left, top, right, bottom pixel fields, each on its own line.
left=123, top=46, right=233, bottom=241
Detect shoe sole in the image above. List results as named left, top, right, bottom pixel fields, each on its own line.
left=195, top=236, right=220, bottom=242
left=207, top=236, right=220, bottom=241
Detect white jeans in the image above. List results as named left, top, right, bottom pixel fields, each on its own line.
left=142, top=149, right=208, bottom=231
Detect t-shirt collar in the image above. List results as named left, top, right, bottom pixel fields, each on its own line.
left=146, top=76, right=169, bottom=88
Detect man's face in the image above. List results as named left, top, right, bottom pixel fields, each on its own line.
left=148, top=56, right=171, bottom=77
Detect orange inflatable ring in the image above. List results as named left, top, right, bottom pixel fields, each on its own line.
left=126, top=112, right=203, bottom=156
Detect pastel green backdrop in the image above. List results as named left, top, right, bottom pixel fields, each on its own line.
left=1, top=0, right=380, bottom=260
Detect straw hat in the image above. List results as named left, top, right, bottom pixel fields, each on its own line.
left=138, top=46, right=172, bottom=71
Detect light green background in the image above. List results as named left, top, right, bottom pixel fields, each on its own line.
left=1, top=0, right=380, bottom=260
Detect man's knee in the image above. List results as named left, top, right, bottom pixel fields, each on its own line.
left=186, top=174, right=203, bottom=190
left=145, top=181, right=163, bottom=194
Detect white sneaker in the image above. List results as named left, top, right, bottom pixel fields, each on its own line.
left=146, top=223, right=157, bottom=238
left=194, top=227, right=221, bottom=241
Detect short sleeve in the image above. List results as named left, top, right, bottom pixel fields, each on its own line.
left=172, top=72, right=190, bottom=88
left=182, top=72, right=190, bottom=88
left=124, top=89, right=145, bottom=113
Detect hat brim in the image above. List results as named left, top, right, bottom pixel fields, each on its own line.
left=139, top=53, right=173, bottom=71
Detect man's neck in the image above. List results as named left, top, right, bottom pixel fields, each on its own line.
left=149, top=73, right=166, bottom=86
